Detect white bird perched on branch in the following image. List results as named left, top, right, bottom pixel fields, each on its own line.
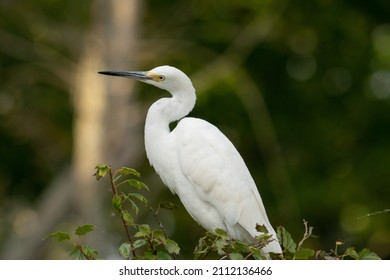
left=98, top=65, right=282, bottom=254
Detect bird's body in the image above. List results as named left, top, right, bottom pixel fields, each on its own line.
left=99, top=66, right=282, bottom=254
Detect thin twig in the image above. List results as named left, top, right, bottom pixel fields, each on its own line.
left=109, top=169, right=136, bottom=258
left=357, top=209, right=390, bottom=219
left=150, top=206, right=177, bottom=260
left=296, top=219, right=313, bottom=251
left=150, top=206, right=169, bottom=240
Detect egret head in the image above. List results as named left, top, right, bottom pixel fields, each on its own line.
left=98, top=65, right=195, bottom=94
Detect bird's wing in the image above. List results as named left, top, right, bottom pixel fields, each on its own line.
left=174, top=117, right=273, bottom=238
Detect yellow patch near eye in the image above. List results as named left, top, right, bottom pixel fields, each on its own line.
left=147, top=72, right=166, bottom=82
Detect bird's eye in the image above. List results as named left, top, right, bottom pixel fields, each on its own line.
left=157, top=75, right=165, bottom=81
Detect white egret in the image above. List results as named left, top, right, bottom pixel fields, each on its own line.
left=98, top=66, right=282, bottom=254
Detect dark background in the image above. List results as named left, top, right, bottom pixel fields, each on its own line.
left=0, top=0, right=389, bottom=259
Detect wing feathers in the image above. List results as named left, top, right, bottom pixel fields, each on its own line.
left=174, top=118, right=273, bottom=235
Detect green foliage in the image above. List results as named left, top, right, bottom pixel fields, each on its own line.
left=75, top=224, right=95, bottom=236
left=46, top=165, right=381, bottom=260
left=315, top=241, right=381, bottom=260
left=70, top=245, right=98, bottom=260
left=129, top=224, right=180, bottom=260
left=44, top=225, right=98, bottom=260
left=274, top=220, right=380, bottom=260
left=44, top=231, right=70, bottom=242
left=93, top=165, right=180, bottom=260
left=117, top=167, right=141, bottom=177
left=93, top=164, right=112, bottom=180
left=194, top=228, right=272, bottom=260
left=278, top=226, right=297, bottom=255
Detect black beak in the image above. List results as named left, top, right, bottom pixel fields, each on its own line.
left=98, top=71, right=151, bottom=80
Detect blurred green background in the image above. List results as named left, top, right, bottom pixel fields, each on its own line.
left=0, top=0, right=389, bottom=259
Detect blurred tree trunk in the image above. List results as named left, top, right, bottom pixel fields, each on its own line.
left=0, top=0, right=143, bottom=259
left=72, top=0, right=143, bottom=256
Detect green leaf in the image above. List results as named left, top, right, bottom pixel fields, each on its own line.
left=249, top=246, right=263, bottom=260
left=93, top=164, right=111, bottom=180
left=122, top=210, right=134, bottom=225
left=119, top=242, right=132, bottom=259
left=132, top=239, right=147, bottom=250
left=215, top=228, right=228, bottom=236
left=232, top=240, right=250, bottom=254
left=256, top=224, right=269, bottom=234
left=44, top=231, right=70, bottom=242
left=358, top=248, right=381, bottom=260
left=126, top=179, right=149, bottom=191
left=205, top=231, right=217, bottom=238
left=144, top=251, right=156, bottom=260
left=135, top=224, right=151, bottom=237
left=70, top=247, right=84, bottom=260
left=294, top=248, right=315, bottom=260
left=344, top=247, right=359, bottom=259
left=81, top=245, right=98, bottom=259
left=70, top=245, right=97, bottom=260
left=255, top=233, right=273, bottom=247
left=152, top=229, right=166, bottom=242
left=75, top=224, right=95, bottom=236
left=128, top=192, right=148, bottom=206
left=215, top=239, right=227, bottom=255
left=128, top=198, right=140, bottom=215
left=277, top=226, right=297, bottom=253
left=165, top=239, right=180, bottom=255
left=159, top=201, right=179, bottom=210
left=112, top=195, right=122, bottom=210
left=229, top=252, right=244, bottom=260
left=117, top=167, right=141, bottom=177
left=157, top=251, right=172, bottom=260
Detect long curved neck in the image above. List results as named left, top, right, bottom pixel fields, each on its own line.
left=144, top=88, right=195, bottom=156
left=144, top=88, right=196, bottom=184
left=146, top=89, right=196, bottom=133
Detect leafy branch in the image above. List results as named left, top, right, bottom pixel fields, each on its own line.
left=44, top=224, right=98, bottom=260
left=277, top=219, right=380, bottom=260
left=94, top=164, right=179, bottom=260
left=45, top=165, right=381, bottom=260
left=194, top=226, right=275, bottom=260
left=94, top=164, right=148, bottom=258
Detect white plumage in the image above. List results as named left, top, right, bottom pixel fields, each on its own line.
left=99, top=65, right=282, bottom=254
